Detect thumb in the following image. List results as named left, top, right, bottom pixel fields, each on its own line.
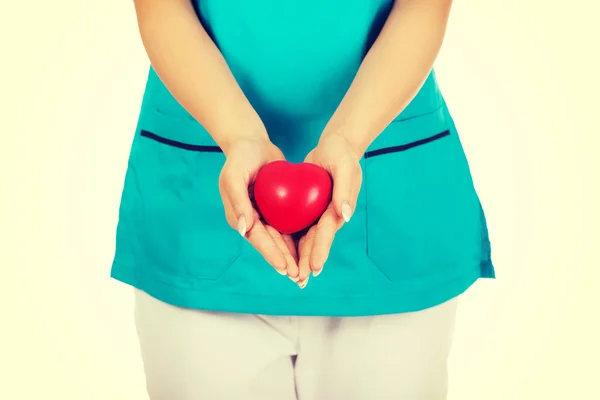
left=229, top=181, right=256, bottom=237
left=331, top=161, right=356, bottom=223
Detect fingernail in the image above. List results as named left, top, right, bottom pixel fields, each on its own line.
left=312, top=269, right=322, bottom=277
left=299, top=276, right=309, bottom=289
left=341, top=202, right=352, bottom=223
left=312, top=261, right=323, bottom=273
left=289, top=275, right=299, bottom=282
left=276, top=268, right=287, bottom=276
left=237, top=216, right=247, bottom=237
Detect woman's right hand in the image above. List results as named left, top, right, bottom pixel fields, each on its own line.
left=219, top=137, right=300, bottom=279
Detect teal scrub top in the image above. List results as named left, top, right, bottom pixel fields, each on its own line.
left=110, top=0, right=495, bottom=316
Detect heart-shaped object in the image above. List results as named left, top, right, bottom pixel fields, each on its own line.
left=253, top=160, right=333, bottom=235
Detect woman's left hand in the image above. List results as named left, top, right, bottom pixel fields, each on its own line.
left=294, top=133, right=363, bottom=288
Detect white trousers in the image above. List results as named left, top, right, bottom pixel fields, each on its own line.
left=134, top=289, right=458, bottom=400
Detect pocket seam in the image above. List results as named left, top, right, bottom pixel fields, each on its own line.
left=134, top=127, right=240, bottom=282
left=363, top=127, right=452, bottom=281
left=391, top=103, right=445, bottom=123
left=364, top=129, right=450, bottom=159
left=140, top=129, right=223, bottom=153
left=152, top=105, right=197, bottom=123
left=139, top=105, right=219, bottom=148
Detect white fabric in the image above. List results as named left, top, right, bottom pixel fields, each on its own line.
left=134, top=289, right=458, bottom=400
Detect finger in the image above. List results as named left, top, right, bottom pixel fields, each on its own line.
left=222, top=171, right=256, bottom=237
left=310, top=207, right=343, bottom=275
left=281, top=234, right=299, bottom=262
left=222, top=194, right=252, bottom=241
left=350, top=172, right=362, bottom=206
left=265, top=225, right=297, bottom=277
left=281, top=234, right=300, bottom=281
left=331, top=158, right=359, bottom=223
left=246, top=220, right=287, bottom=272
left=348, top=169, right=362, bottom=218
left=298, top=227, right=316, bottom=284
left=221, top=195, right=237, bottom=229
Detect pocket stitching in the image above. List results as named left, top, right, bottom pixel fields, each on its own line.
left=140, top=130, right=223, bottom=153
left=363, top=128, right=452, bottom=281
left=364, top=129, right=450, bottom=159
left=136, top=129, right=241, bottom=282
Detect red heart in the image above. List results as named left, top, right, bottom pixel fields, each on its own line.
left=253, top=160, right=333, bottom=235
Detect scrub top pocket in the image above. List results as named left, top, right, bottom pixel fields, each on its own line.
left=130, top=107, right=243, bottom=282
left=363, top=106, right=484, bottom=281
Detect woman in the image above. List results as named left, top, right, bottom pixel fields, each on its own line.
left=111, top=0, right=495, bottom=398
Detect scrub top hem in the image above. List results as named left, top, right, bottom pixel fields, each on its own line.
left=110, top=261, right=492, bottom=317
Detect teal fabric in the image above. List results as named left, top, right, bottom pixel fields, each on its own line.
left=110, top=0, right=495, bottom=316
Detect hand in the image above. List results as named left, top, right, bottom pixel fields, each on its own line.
left=219, top=137, right=299, bottom=278
left=294, top=133, right=363, bottom=287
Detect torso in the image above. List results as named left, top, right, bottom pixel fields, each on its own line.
left=110, top=0, right=495, bottom=316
